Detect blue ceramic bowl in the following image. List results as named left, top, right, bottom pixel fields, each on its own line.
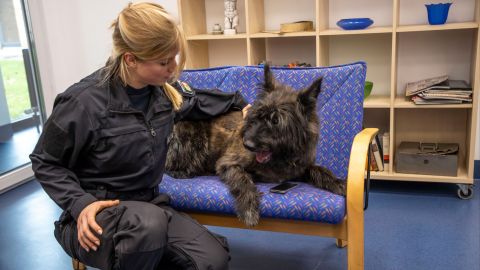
left=337, top=18, right=374, bottom=30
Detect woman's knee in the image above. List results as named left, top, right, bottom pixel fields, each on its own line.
left=114, top=201, right=170, bottom=254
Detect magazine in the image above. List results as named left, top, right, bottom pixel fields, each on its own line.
left=411, top=96, right=463, bottom=105
left=427, top=79, right=472, bottom=90
left=406, top=75, right=473, bottom=105
left=405, top=75, right=448, bottom=96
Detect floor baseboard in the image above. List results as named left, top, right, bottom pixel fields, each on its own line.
left=0, top=165, right=34, bottom=195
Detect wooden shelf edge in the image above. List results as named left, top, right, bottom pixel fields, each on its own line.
left=368, top=166, right=471, bottom=184
left=319, top=26, right=393, bottom=36
left=396, top=22, right=479, bottom=33
left=394, top=96, right=473, bottom=108
left=249, top=31, right=316, bottom=38
left=186, top=33, right=248, bottom=40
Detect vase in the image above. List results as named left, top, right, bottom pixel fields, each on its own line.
left=425, top=3, right=452, bottom=25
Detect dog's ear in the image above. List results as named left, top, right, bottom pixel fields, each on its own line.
left=263, top=64, right=275, bottom=92
left=298, top=77, right=322, bottom=112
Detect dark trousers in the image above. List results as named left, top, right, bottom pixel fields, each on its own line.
left=54, top=195, right=229, bottom=270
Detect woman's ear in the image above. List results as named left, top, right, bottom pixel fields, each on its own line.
left=124, top=52, right=137, bottom=68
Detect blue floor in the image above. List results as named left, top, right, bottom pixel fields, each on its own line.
left=0, top=180, right=478, bottom=270
left=0, top=127, right=39, bottom=175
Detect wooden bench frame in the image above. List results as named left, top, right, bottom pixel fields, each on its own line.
left=73, top=128, right=378, bottom=270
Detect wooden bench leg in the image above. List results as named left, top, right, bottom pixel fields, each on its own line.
left=72, top=258, right=86, bottom=270
left=336, top=238, right=348, bottom=248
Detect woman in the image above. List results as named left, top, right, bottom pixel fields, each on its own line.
left=30, top=3, right=249, bottom=270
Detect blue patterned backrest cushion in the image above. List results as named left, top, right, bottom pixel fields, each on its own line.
left=179, top=62, right=366, bottom=180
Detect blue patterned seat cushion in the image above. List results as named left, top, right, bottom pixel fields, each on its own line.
left=159, top=175, right=346, bottom=224
left=158, top=62, right=366, bottom=224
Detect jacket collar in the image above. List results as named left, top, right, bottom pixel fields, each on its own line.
left=107, top=77, right=173, bottom=116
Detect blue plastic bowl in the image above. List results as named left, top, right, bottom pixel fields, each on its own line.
left=425, top=3, right=452, bottom=25
left=337, top=18, right=374, bottom=30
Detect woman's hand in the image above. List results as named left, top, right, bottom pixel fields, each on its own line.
left=242, top=104, right=252, bottom=119
left=77, top=200, right=120, bottom=252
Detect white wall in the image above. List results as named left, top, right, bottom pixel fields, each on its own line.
left=28, top=0, right=480, bottom=159
left=26, top=0, right=177, bottom=115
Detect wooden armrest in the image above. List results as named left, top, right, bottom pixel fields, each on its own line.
left=344, top=128, right=378, bottom=269
left=345, top=128, right=378, bottom=267
left=346, top=128, right=378, bottom=214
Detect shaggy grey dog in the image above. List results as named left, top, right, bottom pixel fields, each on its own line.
left=166, top=65, right=345, bottom=227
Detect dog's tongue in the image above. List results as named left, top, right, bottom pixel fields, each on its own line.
left=256, top=151, right=272, bottom=163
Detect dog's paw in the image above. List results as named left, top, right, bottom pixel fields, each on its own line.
left=238, top=208, right=260, bottom=227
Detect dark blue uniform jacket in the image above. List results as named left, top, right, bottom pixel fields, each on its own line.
left=30, top=69, right=247, bottom=220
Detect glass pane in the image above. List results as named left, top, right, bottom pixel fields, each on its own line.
left=0, top=0, right=41, bottom=175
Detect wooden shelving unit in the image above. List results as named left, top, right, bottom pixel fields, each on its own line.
left=177, top=0, right=480, bottom=188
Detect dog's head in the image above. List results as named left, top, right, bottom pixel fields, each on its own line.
left=241, top=64, right=322, bottom=164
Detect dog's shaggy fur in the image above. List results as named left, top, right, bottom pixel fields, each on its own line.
left=166, top=65, right=345, bottom=226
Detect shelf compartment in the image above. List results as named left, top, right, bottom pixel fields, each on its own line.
left=320, top=26, right=393, bottom=36
left=327, top=0, right=393, bottom=31
left=262, top=0, right=316, bottom=33
left=326, top=34, right=392, bottom=97
left=363, top=108, right=390, bottom=134
left=180, top=0, right=247, bottom=37
left=262, top=36, right=316, bottom=67
left=394, top=108, right=470, bottom=182
left=396, top=22, right=479, bottom=33
left=398, top=0, right=477, bottom=28
left=364, top=95, right=391, bottom=108
left=394, top=96, right=473, bottom=109
left=396, top=29, right=476, bottom=98
left=185, top=39, right=248, bottom=69
left=207, top=39, right=248, bottom=67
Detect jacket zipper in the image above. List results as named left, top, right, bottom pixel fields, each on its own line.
left=108, top=109, right=156, bottom=137
left=147, top=120, right=156, bottom=137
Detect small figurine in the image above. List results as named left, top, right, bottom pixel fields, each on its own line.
left=212, top=23, right=223, bottom=35
left=224, top=0, right=238, bottom=35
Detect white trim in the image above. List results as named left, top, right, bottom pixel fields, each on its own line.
left=0, top=165, right=34, bottom=194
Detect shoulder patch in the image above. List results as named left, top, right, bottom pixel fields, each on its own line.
left=177, top=80, right=194, bottom=94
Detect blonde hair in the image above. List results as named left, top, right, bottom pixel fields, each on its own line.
left=102, top=2, right=185, bottom=110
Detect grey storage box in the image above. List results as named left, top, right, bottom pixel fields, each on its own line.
left=396, top=142, right=459, bottom=176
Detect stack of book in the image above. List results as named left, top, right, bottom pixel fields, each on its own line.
left=369, top=133, right=387, bottom=172
left=405, top=75, right=473, bottom=105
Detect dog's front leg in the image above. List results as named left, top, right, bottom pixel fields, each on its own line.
left=217, top=163, right=260, bottom=227
left=306, top=165, right=346, bottom=196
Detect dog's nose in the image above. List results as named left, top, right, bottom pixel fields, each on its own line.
left=243, top=140, right=256, bottom=151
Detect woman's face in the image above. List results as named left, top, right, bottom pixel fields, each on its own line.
left=126, top=50, right=178, bottom=88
